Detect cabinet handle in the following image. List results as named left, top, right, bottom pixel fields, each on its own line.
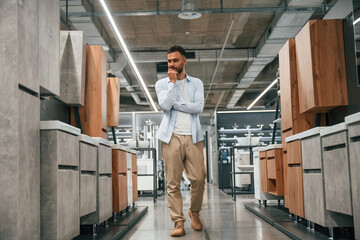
left=350, top=136, right=360, bottom=143
left=81, top=170, right=96, bottom=175
left=303, top=169, right=321, bottom=174
left=58, top=165, right=78, bottom=171
left=324, top=143, right=346, bottom=151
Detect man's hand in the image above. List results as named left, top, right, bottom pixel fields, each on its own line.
left=168, top=68, right=178, bottom=83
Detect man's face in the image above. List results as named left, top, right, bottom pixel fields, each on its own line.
left=167, top=51, right=186, bottom=74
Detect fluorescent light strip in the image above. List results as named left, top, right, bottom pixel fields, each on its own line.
left=99, top=0, right=159, bottom=112
left=247, top=78, right=278, bottom=110
left=354, top=17, right=360, bottom=25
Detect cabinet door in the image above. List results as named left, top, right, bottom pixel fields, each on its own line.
left=132, top=173, right=138, bottom=202
left=119, top=175, right=128, bottom=211
left=287, top=165, right=305, bottom=218
left=99, top=176, right=112, bottom=223
left=107, top=77, right=119, bottom=127
left=348, top=123, right=360, bottom=238
left=132, top=154, right=138, bottom=173
left=259, top=152, right=267, bottom=192
left=295, top=19, right=348, bottom=113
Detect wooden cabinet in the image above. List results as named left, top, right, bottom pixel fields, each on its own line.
left=71, top=45, right=107, bottom=137
left=287, top=164, right=305, bottom=218
left=295, top=19, right=348, bottom=113
left=279, top=39, right=316, bottom=133
left=132, top=173, right=138, bottom=203
left=112, top=148, right=128, bottom=212
left=107, top=77, right=120, bottom=127
left=266, top=149, right=283, bottom=196
left=259, top=151, right=267, bottom=192
left=287, top=139, right=305, bottom=218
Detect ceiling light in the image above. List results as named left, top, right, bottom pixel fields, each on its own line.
left=247, top=78, right=278, bottom=110
left=99, top=0, right=159, bottom=112
left=185, top=31, right=190, bottom=35
left=178, top=0, right=202, bottom=20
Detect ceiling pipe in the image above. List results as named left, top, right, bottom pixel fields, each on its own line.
left=204, top=19, right=235, bottom=102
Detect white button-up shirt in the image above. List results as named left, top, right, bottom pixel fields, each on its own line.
left=155, top=75, right=204, bottom=144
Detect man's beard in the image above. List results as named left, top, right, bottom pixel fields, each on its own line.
left=176, top=66, right=183, bottom=74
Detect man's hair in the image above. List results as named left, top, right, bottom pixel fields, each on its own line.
left=167, top=45, right=186, bottom=57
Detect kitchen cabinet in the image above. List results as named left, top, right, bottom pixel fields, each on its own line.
left=285, top=135, right=305, bottom=218
left=81, top=137, right=113, bottom=225
left=40, top=121, right=81, bottom=240
left=295, top=19, right=348, bottom=113
left=301, top=127, right=353, bottom=228
left=39, top=0, right=60, bottom=96
left=264, top=146, right=283, bottom=196
left=71, top=45, right=107, bottom=137
left=57, top=31, right=86, bottom=106
left=321, top=124, right=352, bottom=216
left=345, top=112, right=360, bottom=239
left=279, top=39, right=316, bottom=133
left=78, top=135, right=98, bottom=220
left=107, top=77, right=120, bottom=127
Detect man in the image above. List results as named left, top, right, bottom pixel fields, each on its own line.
left=155, top=45, right=206, bottom=237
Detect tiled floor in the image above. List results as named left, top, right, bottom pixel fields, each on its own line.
left=122, top=184, right=291, bottom=239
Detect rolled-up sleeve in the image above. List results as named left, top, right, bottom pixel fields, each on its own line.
left=173, top=80, right=204, bottom=114
left=155, top=80, right=179, bottom=112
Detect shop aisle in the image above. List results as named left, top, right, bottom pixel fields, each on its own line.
left=122, top=185, right=290, bottom=239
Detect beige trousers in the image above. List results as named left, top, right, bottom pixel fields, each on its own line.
left=161, top=134, right=206, bottom=222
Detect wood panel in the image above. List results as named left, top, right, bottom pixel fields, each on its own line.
left=266, top=149, right=284, bottom=196
left=107, top=77, right=120, bottom=127
left=259, top=151, right=267, bottom=192
left=70, top=45, right=107, bottom=137
left=282, top=151, right=289, bottom=208
left=132, top=173, right=138, bottom=202
left=288, top=165, right=305, bottom=218
left=132, top=154, right=137, bottom=173
left=287, top=140, right=302, bottom=165
left=295, top=19, right=348, bottom=113
left=118, top=150, right=127, bottom=174
left=119, top=175, right=128, bottom=212
left=279, top=39, right=316, bottom=134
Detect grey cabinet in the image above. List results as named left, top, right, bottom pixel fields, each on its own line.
left=57, top=31, right=86, bottom=105
left=301, top=127, right=353, bottom=228
left=39, top=0, right=60, bottom=96
left=40, top=121, right=81, bottom=240
left=320, top=124, right=352, bottom=216
left=81, top=138, right=113, bottom=225
left=345, top=112, right=360, bottom=239
left=78, top=135, right=98, bottom=220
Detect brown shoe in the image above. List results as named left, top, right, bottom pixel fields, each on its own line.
left=170, top=220, right=185, bottom=237
left=188, top=210, right=203, bottom=231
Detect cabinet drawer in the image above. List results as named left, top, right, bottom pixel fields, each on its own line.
left=288, top=140, right=302, bottom=165
left=259, top=151, right=266, bottom=159
left=132, top=154, right=137, bottom=173
left=80, top=142, right=97, bottom=171
left=58, top=131, right=79, bottom=167
left=98, top=145, right=112, bottom=174
left=302, top=136, right=322, bottom=170
left=267, top=159, right=276, bottom=179
left=80, top=174, right=97, bottom=217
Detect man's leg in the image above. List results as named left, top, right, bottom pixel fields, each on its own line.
left=161, top=134, right=186, bottom=223
left=183, top=136, right=206, bottom=231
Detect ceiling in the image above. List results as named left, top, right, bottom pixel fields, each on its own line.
left=60, top=0, right=336, bottom=117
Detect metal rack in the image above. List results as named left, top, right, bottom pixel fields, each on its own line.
left=230, top=145, right=255, bottom=201
left=132, top=147, right=158, bottom=202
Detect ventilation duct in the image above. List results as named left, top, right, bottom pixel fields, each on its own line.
left=178, top=0, right=202, bottom=20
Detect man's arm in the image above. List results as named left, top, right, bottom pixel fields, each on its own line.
left=155, top=80, right=179, bottom=112
left=173, top=80, right=204, bottom=114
